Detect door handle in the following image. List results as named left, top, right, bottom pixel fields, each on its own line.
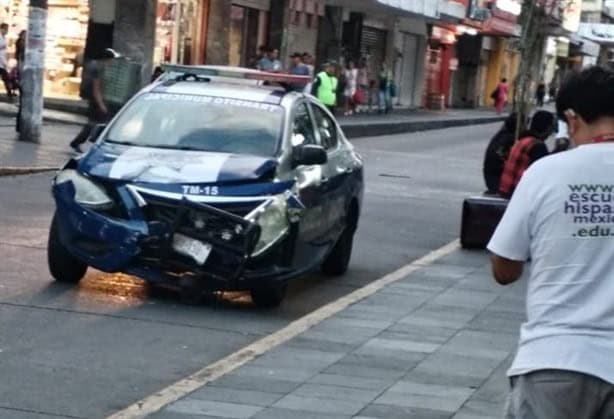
left=321, top=177, right=330, bottom=184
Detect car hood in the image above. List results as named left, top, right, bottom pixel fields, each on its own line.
left=79, top=143, right=279, bottom=184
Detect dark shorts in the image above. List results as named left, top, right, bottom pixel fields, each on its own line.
left=505, top=370, right=614, bottom=419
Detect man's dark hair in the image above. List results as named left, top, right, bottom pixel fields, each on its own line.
left=0, top=23, right=8, bottom=30
left=528, top=110, right=555, bottom=138
left=556, top=66, right=614, bottom=123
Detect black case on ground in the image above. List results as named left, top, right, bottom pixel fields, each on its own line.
left=460, top=196, right=509, bottom=249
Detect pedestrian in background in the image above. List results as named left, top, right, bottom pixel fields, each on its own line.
left=289, top=52, right=309, bottom=91
left=311, top=61, right=338, bottom=115
left=494, top=78, right=508, bottom=115
left=258, top=47, right=282, bottom=73
left=488, top=66, right=614, bottom=419
left=378, top=63, right=392, bottom=114
left=14, top=30, right=26, bottom=133
left=498, top=110, right=555, bottom=198
left=249, top=45, right=266, bottom=69
left=69, top=48, right=120, bottom=153
left=343, top=60, right=358, bottom=116
left=536, top=80, right=546, bottom=107
left=0, top=23, right=14, bottom=101
left=301, top=52, right=315, bottom=77
left=356, top=58, right=369, bottom=113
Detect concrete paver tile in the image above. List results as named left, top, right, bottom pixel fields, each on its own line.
left=359, top=403, right=452, bottom=419
left=273, top=394, right=367, bottom=415
left=167, top=399, right=263, bottom=419
left=187, top=386, right=285, bottom=407
left=202, top=373, right=301, bottom=394
left=308, top=373, right=395, bottom=391
left=289, top=382, right=381, bottom=403
left=251, top=407, right=349, bottom=419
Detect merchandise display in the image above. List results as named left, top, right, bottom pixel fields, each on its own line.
left=0, top=0, right=88, bottom=98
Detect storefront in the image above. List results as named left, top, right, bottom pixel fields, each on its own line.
left=154, top=0, right=205, bottom=66
left=423, top=25, right=457, bottom=109
left=0, top=0, right=89, bottom=98
left=229, top=0, right=270, bottom=67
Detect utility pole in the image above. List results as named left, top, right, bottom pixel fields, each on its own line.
left=19, top=0, right=48, bottom=143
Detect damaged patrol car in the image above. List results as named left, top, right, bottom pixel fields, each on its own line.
left=48, top=66, right=364, bottom=307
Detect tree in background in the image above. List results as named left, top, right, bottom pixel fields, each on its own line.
left=514, top=0, right=572, bottom=138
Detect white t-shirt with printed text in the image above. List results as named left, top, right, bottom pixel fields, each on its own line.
left=488, top=143, right=614, bottom=384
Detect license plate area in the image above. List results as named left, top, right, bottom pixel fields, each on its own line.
left=172, top=233, right=212, bottom=265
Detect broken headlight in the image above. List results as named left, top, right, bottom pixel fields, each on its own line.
left=246, top=194, right=289, bottom=257
left=55, top=169, right=113, bottom=209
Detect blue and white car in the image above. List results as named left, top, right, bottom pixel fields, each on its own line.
left=48, top=66, right=364, bottom=307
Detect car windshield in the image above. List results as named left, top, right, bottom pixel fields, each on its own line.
left=104, top=92, right=284, bottom=157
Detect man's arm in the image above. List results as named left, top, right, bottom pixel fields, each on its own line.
left=311, top=76, right=321, bottom=96
left=491, top=255, right=524, bottom=285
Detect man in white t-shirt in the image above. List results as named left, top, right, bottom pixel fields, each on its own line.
left=0, top=23, right=14, bottom=100
left=488, top=66, right=614, bottom=418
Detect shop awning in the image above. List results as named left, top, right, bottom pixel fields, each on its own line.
left=374, top=0, right=438, bottom=18
left=578, top=23, right=614, bottom=46
left=482, top=16, right=521, bottom=37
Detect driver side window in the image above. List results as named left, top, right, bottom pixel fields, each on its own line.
left=311, top=105, right=338, bottom=151
left=292, top=102, right=317, bottom=147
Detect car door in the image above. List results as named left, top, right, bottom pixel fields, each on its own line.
left=309, top=102, right=351, bottom=243
left=290, top=100, right=331, bottom=269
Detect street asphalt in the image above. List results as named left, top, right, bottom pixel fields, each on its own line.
left=0, top=119, right=518, bottom=418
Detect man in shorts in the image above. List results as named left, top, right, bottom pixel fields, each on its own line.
left=488, top=66, right=614, bottom=418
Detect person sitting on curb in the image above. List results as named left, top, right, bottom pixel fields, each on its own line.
left=488, top=66, right=614, bottom=419
left=482, top=113, right=518, bottom=195
left=498, top=110, right=555, bottom=198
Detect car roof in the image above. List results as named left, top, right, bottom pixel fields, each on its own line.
left=150, top=81, right=289, bottom=105
left=147, top=65, right=312, bottom=107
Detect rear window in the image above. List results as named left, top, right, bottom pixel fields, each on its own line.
left=105, top=93, right=284, bottom=157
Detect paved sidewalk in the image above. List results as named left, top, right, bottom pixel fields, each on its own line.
left=151, top=248, right=526, bottom=419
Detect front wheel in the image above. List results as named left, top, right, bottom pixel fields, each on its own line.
left=321, top=226, right=354, bottom=276
left=250, top=282, right=287, bottom=308
left=47, top=214, right=87, bottom=284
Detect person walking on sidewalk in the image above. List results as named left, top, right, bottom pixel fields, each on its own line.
left=488, top=66, right=614, bottom=419
left=69, top=48, right=119, bottom=153
left=535, top=80, right=546, bottom=107
left=0, top=23, right=15, bottom=101
left=311, top=61, right=338, bottom=115
left=494, top=78, right=508, bottom=115
left=498, top=110, right=554, bottom=198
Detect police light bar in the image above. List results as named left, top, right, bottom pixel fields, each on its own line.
left=160, top=64, right=312, bottom=86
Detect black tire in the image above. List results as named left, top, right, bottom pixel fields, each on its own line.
left=250, top=282, right=287, bottom=308
left=47, top=214, right=87, bottom=284
left=321, top=226, right=354, bottom=276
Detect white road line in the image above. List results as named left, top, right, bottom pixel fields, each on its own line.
left=107, top=239, right=461, bottom=419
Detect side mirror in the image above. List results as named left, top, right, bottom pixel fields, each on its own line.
left=293, top=144, right=327, bottom=167
left=87, top=123, right=107, bottom=143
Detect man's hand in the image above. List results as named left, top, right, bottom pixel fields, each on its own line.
left=491, top=254, right=524, bottom=285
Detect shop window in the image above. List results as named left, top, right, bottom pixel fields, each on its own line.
left=154, top=0, right=202, bottom=66
left=0, top=0, right=89, bottom=98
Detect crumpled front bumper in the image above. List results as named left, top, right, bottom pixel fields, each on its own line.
left=52, top=182, right=274, bottom=288
left=53, top=182, right=149, bottom=273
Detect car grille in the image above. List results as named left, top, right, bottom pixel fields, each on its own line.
left=140, top=194, right=262, bottom=281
